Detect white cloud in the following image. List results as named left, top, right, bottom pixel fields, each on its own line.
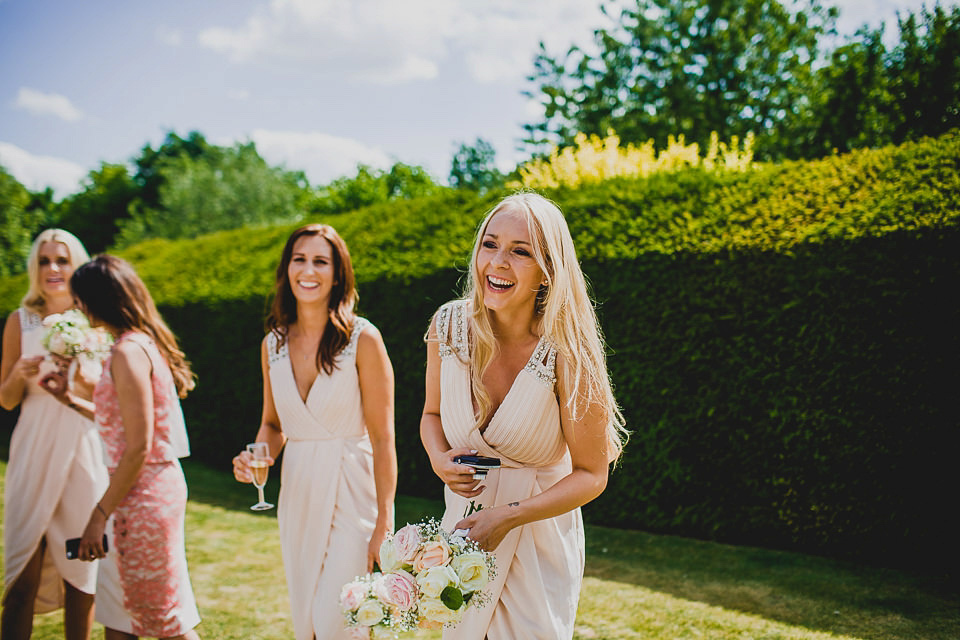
left=14, top=88, right=84, bottom=122
left=197, top=0, right=606, bottom=85
left=247, top=129, right=392, bottom=185
left=0, top=142, right=86, bottom=197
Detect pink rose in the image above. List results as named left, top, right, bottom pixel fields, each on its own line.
left=393, top=524, right=422, bottom=563
left=413, top=539, right=451, bottom=573
left=346, top=627, right=371, bottom=639
left=374, top=570, right=417, bottom=611
left=340, top=580, right=368, bottom=611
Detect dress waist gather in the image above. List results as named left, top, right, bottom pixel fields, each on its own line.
left=284, top=433, right=368, bottom=444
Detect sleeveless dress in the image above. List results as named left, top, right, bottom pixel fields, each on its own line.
left=435, top=300, right=585, bottom=640
left=92, top=331, right=200, bottom=636
left=267, top=318, right=380, bottom=640
left=3, top=308, right=109, bottom=612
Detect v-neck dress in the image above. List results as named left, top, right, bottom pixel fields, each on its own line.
left=3, top=308, right=108, bottom=613
left=267, top=318, right=379, bottom=640
left=434, top=300, right=585, bottom=640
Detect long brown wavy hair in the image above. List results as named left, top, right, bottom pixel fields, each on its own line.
left=265, top=224, right=357, bottom=374
left=70, top=255, right=196, bottom=397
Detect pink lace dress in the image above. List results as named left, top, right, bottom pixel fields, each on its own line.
left=92, top=331, right=200, bottom=637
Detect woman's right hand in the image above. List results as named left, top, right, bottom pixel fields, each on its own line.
left=11, top=354, right=44, bottom=382
left=232, top=449, right=275, bottom=483
left=430, top=447, right=485, bottom=499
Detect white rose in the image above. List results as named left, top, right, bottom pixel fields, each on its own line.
left=47, top=333, right=68, bottom=356
left=378, top=538, right=401, bottom=572
left=42, top=313, right=62, bottom=328
left=451, top=551, right=489, bottom=593
left=419, top=596, right=464, bottom=625
left=415, top=565, right=459, bottom=599
left=355, top=599, right=385, bottom=627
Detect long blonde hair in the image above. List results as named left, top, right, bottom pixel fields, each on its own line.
left=21, top=229, right=90, bottom=315
left=462, top=193, right=628, bottom=461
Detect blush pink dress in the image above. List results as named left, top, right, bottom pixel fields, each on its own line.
left=3, top=308, right=108, bottom=612
left=92, top=331, right=200, bottom=637
left=434, top=300, right=585, bottom=640
left=267, top=318, right=380, bottom=640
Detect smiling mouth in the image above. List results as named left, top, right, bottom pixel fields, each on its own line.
left=486, top=275, right=514, bottom=291
left=296, top=280, right=321, bottom=289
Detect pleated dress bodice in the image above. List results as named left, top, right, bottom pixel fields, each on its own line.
left=434, top=300, right=584, bottom=640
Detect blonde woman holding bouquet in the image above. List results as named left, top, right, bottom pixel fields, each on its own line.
left=420, top=193, right=628, bottom=639
left=1, top=229, right=108, bottom=640
left=232, top=224, right=397, bottom=640
left=41, top=255, right=202, bottom=640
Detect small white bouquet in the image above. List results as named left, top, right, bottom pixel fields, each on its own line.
left=41, top=310, right=112, bottom=383
left=340, top=519, right=496, bottom=637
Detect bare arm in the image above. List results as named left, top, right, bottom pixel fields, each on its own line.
left=79, top=340, right=156, bottom=560
left=233, top=336, right=286, bottom=482
left=0, top=310, right=43, bottom=410
left=356, top=327, right=397, bottom=570
left=420, top=315, right=485, bottom=499
left=455, top=354, right=611, bottom=551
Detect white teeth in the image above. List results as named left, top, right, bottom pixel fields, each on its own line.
left=487, top=275, right=514, bottom=288
left=298, top=281, right=320, bottom=289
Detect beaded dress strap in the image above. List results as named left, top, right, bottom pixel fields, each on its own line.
left=266, top=331, right=285, bottom=366
left=524, top=337, right=558, bottom=387
left=341, top=317, right=369, bottom=358
left=18, top=308, right=42, bottom=331
left=436, top=301, right=468, bottom=360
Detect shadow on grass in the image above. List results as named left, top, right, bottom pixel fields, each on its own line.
left=582, top=523, right=960, bottom=640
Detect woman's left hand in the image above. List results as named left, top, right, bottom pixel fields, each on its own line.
left=38, top=368, right=69, bottom=399
left=367, top=524, right=390, bottom=572
left=455, top=504, right=519, bottom=552
left=78, top=508, right=108, bottom=562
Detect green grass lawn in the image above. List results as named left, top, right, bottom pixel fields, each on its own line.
left=1, top=447, right=957, bottom=639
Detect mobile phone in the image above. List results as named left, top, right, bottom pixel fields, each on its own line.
left=453, top=455, right=501, bottom=470
left=66, top=535, right=109, bottom=559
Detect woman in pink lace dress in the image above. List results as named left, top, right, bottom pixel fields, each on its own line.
left=42, top=255, right=201, bottom=640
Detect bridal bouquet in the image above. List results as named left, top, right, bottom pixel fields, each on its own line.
left=41, top=310, right=112, bottom=363
left=340, top=519, right=496, bottom=637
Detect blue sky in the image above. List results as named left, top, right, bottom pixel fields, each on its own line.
left=0, top=0, right=941, bottom=198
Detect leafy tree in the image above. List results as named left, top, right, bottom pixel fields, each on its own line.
left=449, top=138, right=504, bottom=193
left=117, top=142, right=304, bottom=245
left=0, top=164, right=40, bottom=276
left=132, top=131, right=212, bottom=213
left=310, top=162, right=447, bottom=216
left=522, top=0, right=837, bottom=160
left=885, top=4, right=960, bottom=144
left=54, top=163, right=137, bottom=253
left=796, top=4, right=960, bottom=157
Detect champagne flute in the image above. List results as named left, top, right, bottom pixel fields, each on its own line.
left=247, top=442, right=274, bottom=511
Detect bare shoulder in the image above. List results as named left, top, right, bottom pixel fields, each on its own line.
left=3, top=309, right=22, bottom=339
left=112, top=338, right=152, bottom=372
left=357, top=323, right=388, bottom=357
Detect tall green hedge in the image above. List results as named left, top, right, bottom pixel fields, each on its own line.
left=2, top=133, right=958, bottom=572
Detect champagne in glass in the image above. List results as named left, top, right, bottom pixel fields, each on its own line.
left=247, top=442, right=274, bottom=511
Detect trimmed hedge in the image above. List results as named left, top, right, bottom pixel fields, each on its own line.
left=2, top=133, right=958, bottom=572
